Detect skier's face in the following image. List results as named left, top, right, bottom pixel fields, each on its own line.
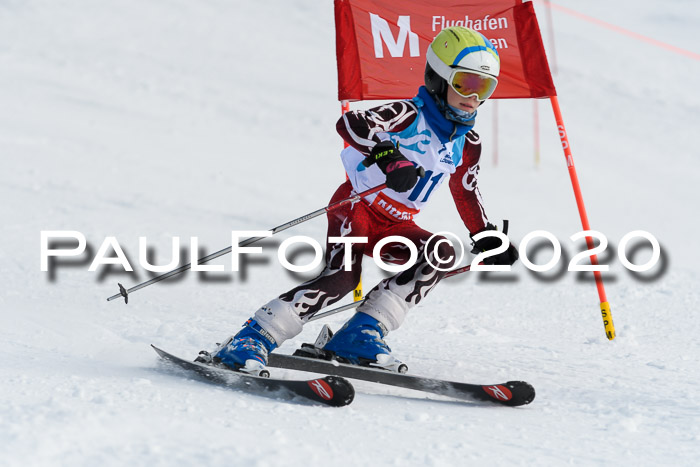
left=446, top=86, right=480, bottom=113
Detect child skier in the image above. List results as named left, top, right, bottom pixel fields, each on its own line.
left=199, top=27, right=519, bottom=374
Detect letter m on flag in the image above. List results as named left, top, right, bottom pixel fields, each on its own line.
left=370, top=13, right=420, bottom=58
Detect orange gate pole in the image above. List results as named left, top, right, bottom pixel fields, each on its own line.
left=341, top=100, right=364, bottom=302
left=549, top=95, right=615, bottom=340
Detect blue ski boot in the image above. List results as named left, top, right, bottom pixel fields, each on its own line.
left=198, top=319, right=277, bottom=377
left=321, top=312, right=408, bottom=373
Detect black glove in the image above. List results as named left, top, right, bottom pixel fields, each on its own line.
left=470, top=223, right=519, bottom=266
left=363, top=141, right=421, bottom=193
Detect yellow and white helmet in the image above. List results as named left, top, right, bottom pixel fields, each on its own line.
left=424, top=27, right=500, bottom=102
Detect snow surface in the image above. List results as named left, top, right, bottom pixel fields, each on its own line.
left=2, top=0, right=700, bottom=465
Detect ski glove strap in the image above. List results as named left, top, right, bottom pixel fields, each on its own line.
left=471, top=223, right=519, bottom=266
left=363, top=141, right=422, bottom=193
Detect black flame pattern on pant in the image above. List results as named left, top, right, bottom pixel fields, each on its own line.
left=278, top=181, right=456, bottom=324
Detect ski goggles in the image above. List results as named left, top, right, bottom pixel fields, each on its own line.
left=449, top=70, right=498, bottom=101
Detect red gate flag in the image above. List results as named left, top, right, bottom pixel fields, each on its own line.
left=334, top=0, right=556, bottom=101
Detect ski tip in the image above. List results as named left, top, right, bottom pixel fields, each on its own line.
left=151, top=344, right=168, bottom=358
left=308, top=376, right=355, bottom=407
left=481, top=381, right=535, bottom=407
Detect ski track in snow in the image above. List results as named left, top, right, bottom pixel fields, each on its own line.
left=2, top=0, right=700, bottom=465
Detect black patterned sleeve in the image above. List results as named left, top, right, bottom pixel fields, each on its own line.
left=449, top=131, right=489, bottom=234
left=336, top=101, right=419, bottom=155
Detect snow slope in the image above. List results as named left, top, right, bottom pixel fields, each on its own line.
left=1, top=0, right=699, bottom=465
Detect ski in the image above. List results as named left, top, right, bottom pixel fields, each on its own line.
left=151, top=345, right=354, bottom=407
left=267, top=352, right=535, bottom=407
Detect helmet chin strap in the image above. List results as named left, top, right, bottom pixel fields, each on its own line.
left=447, top=104, right=476, bottom=119
left=434, top=96, right=477, bottom=125
left=445, top=105, right=476, bottom=124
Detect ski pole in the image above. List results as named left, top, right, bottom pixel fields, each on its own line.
left=107, top=182, right=390, bottom=304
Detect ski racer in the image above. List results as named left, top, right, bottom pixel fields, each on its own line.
left=198, top=27, right=519, bottom=374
